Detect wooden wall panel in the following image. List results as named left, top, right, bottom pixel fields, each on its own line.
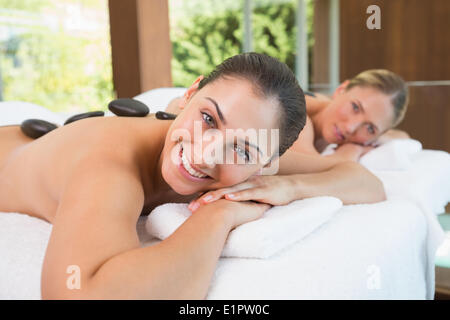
left=339, top=0, right=450, bottom=82
left=396, top=86, right=450, bottom=152
left=338, top=0, right=450, bottom=152
left=108, top=0, right=172, bottom=98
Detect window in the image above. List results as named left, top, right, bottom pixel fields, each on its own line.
left=0, top=0, right=113, bottom=112
left=169, top=0, right=314, bottom=89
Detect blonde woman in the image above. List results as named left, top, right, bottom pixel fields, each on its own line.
left=289, top=69, right=410, bottom=161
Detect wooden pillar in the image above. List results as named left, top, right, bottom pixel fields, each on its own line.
left=312, top=0, right=328, bottom=89
left=108, top=0, right=172, bottom=98
left=311, top=0, right=331, bottom=94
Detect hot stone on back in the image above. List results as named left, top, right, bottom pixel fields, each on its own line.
left=64, top=111, right=105, bottom=125
left=108, top=98, right=150, bottom=117
left=20, top=119, right=58, bottom=139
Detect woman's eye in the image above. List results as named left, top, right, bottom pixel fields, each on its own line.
left=201, top=112, right=215, bottom=127
left=367, top=124, right=375, bottom=135
left=352, top=102, right=359, bottom=113
left=234, top=144, right=250, bottom=162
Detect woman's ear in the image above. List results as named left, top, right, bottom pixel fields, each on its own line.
left=332, top=80, right=350, bottom=99
left=179, top=75, right=205, bottom=110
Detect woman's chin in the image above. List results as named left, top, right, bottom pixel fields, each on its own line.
left=321, top=134, right=335, bottom=145
left=170, top=184, right=195, bottom=196
left=323, top=129, right=340, bottom=145
left=162, top=170, right=194, bottom=195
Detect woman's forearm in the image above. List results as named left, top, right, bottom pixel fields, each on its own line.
left=287, top=161, right=386, bottom=204
left=86, top=207, right=233, bottom=299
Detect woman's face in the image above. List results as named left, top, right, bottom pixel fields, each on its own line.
left=321, top=84, right=395, bottom=145
left=161, top=77, right=280, bottom=195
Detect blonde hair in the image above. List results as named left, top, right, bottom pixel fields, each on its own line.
left=346, top=69, right=409, bottom=127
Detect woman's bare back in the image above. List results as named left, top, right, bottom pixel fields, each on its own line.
left=0, top=116, right=190, bottom=223
left=0, top=124, right=58, bottom=220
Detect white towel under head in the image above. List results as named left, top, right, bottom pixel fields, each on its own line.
left=321, top=139, right=423, bottom=171
left=146, top=196, right=343, bottom=259
left=360, top=139, right=423, bottom=171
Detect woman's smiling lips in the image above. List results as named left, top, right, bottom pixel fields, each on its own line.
left=177, top=143, right=212, bottom=182
left=334, top=124, right=345, bottom=142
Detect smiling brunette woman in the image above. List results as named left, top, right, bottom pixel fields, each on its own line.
left=0, top=53, right=384, bottom=299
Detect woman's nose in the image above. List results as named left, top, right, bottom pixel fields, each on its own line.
left=193, top=140, right=221, bottom=169
left=344, top=120, right=360, bottom=135
left=197, top=154, right=217, bottom=169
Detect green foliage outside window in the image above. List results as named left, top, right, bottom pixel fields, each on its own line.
left=170, top=0, right=313, bottom=88
left=0, top=0, right=313, bottom=112
left=0, top=0, right=114, bottom=112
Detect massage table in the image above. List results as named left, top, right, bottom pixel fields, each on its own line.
left=0, top=89, right=449, bottom=299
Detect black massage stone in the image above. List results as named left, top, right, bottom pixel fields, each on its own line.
left=20, top=119, right=58, bottom=139
left=64, top=110, right=105, bottom=125
left=155, top=111, right=177, bottom=120
left=108, top=98, right=149, bottom=117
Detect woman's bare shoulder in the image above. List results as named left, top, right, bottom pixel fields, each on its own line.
left=0, top=116, right=167, bottom=222
left=44, top=116, right=164, bottom=159
left=287, top=115, right=318, bottom=154
left=305, top=93, right=331, bottom=115
left=51, top=116, right=171, bottom=181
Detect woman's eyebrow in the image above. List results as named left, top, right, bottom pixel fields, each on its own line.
left=355, top=99, right=365, bottom=114
left=205, top=97, right=227, bottom=125
left=204, top=96, right=263, bottom=157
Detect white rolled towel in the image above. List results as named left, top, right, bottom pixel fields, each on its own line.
left=0, top=101, right=65, bottom=126
left=134, top=87, right=187, bottom=112
left=321, top=139, right=423, bottom=171
left=145, top=196, right=343, bottom=259
left=360, top=139, right=423, bottom=171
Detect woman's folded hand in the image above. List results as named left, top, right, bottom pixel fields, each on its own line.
left=333, top=143, right=375, bottom=162
left=199, top=198, right=271, bottom=230
left=188, top=175, right=295, bottom=213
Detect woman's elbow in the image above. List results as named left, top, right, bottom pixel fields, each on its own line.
left=344, top=161, right=387, bottom=203
left=41, top=283, right=93, bottom=300
left=363, top=167, right=387, bottom=203
left=372, top=177, right=387, bottom=203
left=41, top=274, right=99, bottom=300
